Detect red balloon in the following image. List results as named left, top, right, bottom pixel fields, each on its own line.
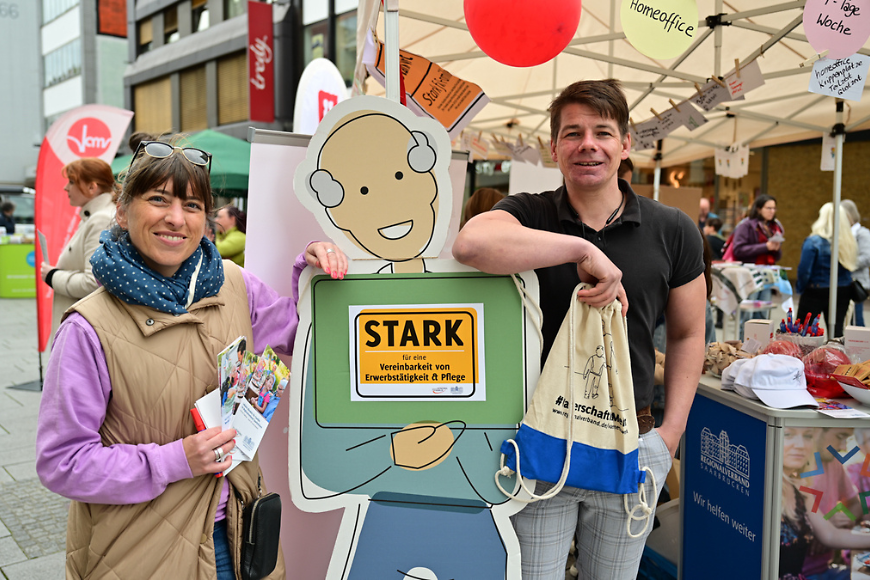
left=464, top=0, right=582, bottom=67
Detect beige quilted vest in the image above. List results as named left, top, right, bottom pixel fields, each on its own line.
left=64, top=262, right=285, bottom=580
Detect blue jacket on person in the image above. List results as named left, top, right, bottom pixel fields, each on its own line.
left=796, top=234, right=853, bottom=293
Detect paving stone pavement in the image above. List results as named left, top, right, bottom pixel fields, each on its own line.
left=0, top=297, right=66, bottom=579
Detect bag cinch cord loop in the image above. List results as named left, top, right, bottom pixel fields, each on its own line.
left=495, top=281, right=657, bottom=537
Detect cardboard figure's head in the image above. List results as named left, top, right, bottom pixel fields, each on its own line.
left=310, top=113, right=438, bottom=261
left=295, top=96, right=453, bottom=264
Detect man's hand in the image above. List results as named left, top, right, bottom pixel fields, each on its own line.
left=574, top=245, right=628, bottom=316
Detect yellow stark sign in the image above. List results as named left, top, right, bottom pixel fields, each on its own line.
left=350, top=305, right=485, bottom=401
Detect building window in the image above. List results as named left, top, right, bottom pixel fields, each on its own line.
left=164, top=6, right=179, bottom=44
left=42, top=0, right=79, bottom=24
left=304, top=20, right=328, bottom=64
left=133, top=76, right=173, bottom=134
left=43, top=39, right=82, bottom=88
left=217, top=52, right=248, bottom=125
left=335, top=11, right=357, bottom=85
left=192, top=0, right=209, bottom=32
left=224, top=0, right=245, bottom=19
left=180, top=66, right=208, bottom=132
left=138, top=18, right=153, bottom=55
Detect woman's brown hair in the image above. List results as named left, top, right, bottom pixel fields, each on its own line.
left=62, top=158, right=117, bottom=196
left=461, top=188, right=505, bottom=228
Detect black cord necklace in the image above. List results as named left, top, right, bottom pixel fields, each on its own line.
left=605, top=191, right=626, bottom=226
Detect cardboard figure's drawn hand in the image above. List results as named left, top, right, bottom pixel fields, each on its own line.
left=390, top=421, right=465, bottom=470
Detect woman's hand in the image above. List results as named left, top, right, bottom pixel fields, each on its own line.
left=40, top=262, right=54, bottom=282
left=182, top=427, right=237, bottom=477
left=766, top=240, right=781, bottom=251
left=305, top=242, right=348, bottom=279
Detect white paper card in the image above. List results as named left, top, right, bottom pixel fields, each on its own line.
left=809, top=55, right=870, bottom=101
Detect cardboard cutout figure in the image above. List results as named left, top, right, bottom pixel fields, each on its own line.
left=290, top=96, right=539, bottom=579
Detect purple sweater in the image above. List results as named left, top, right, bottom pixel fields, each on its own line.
left=36, top=254, right=307, bottom=520
left=731, top=217, right=782, bottom=264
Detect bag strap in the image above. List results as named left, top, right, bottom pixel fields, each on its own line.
left=495, top=283, right=584, bottom=503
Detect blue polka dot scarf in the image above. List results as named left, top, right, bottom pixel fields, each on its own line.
left=90, top=229, right=225, bottom=315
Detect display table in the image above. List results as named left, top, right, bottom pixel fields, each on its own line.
left=0, top=241, right=36, bottom=298
left=681, top=375, right=870, bottom=580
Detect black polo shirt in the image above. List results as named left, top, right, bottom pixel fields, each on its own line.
left=494, top=182, right=704, bottom=408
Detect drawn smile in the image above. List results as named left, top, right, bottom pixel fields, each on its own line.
left=378, top=220, right=413, bottom=240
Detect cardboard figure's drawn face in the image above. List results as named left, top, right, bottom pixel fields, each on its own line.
left=316, top=114, right=439, bottom=262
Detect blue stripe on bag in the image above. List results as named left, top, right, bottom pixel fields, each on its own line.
left=501, top=424, right=646, bottom=495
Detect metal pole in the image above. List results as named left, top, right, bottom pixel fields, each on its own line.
left=384, top=0, right=401, bottom=103
left=828, top=99, right=845, bottom=336
left=653, top=140, right=662, bottom=201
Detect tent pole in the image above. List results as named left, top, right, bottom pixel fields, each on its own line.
left=653, top=140, right=663, bottom=202
left=714, top=0, right=724, bottom=78
left=829, top=99, right=845, bottom=336
left=383, top=0, right=400, bottom=103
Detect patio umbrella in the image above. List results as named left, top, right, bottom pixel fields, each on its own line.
left=111, top=129, right=252, bottom=196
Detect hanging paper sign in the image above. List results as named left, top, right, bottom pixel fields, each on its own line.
left=674, top=101, right=708, bottom=131
left=724, top=60, right=765, bottom=100
left=349, top=304, right=486, bottom=401
left=714, top=146, right=749, bottom=179
left=808, top=54, right=870, bottom=100
left=691, top=81, right=734, bottom=111
left=491, top=139, right=513, bottom=157
left=362, top=32, right=490, bottom=139
left=820, top=132, right=838, bottom=171
left=469, top=135, right=490, bottom=160
left=630, top=127, right=657, bottom=151
left=803, top=0, right=870, bottom=60
left=510, top=141, right=542, bottom=165
left=540, top=143, right=558, bottom=168
left=621, top=0, right=698, bottom=59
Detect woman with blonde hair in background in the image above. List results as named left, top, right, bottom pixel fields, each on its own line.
left=797, top=202, right=858, bottom=338
left=40, top=158, right=117, bottom=340
left=841, top=199, right=870, bottom=326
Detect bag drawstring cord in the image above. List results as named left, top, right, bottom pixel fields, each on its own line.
left=624, top=466, right=656, bottom=538
left=495, top=279, right=580, bottom=503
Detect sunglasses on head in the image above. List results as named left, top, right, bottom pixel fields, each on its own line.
left=132, top=141, right=212, bottom=173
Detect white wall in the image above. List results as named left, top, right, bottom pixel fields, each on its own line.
left=43, top=76, right=83, bottom=118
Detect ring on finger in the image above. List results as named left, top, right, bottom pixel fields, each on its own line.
left=326, top=248, right=335, bottom=254
left=214, top=448, right=224, bottom=462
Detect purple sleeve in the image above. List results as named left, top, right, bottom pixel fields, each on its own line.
left=36, top=314, right=193, bottom=504
left=242, top=251, right=308, bottom=356
left=731, top=221, right=768, bottom=262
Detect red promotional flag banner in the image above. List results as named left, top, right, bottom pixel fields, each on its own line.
left=248, top=1, right=275, bottom=123
left=34, top=105, right=133, bottom=352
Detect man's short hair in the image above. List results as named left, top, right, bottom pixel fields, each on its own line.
left=549, top=79, right=629, bottom=142
left=0, top=201, right=14, bottom=214
left=706, top=217, right=723, bottom=231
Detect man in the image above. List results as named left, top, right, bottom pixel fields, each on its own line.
left=453, top=79, right=706, bottom=579
left=0, top=202, right=14, bottom=235
left=698, top=196, right=710, bottom=229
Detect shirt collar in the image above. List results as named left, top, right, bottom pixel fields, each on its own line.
left=80, top=192, right=114, bottom=220
left=556, top=179, right=642, bottom=229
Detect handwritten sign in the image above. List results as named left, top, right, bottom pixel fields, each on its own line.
left=691, top=81, right=734, bottom=111
left=724, top=59, right=765, bottom=100
left=510, top=142, right=542, bottom=165
left=804, top=0, right=870, bottom=59
left=714, top=145, right=749, bottom=178
left=621, top=0, right=698, bottom=59
left=675, top=101, right=709, bottom=131
left=350, top=304, right=486, bottom=401
left=808, top=54, right=870, bottom=101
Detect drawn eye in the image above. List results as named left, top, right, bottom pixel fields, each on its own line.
left=395, top=171, right=403, bottom=180
left=360, top=186, right=369, bottom=195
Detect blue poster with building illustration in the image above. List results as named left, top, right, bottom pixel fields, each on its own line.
left=683, top=394, right=767, bottom=579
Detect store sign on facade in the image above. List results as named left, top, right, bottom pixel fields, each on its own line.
left=248, top=0, right=274, bottom=123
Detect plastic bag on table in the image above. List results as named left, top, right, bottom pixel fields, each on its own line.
left=802, top=343, right=852, bottom=398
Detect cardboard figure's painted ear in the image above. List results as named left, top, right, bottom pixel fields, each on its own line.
left=407, top=130, right=437, bottom=173
left=309, top=168, right=345, bottom=208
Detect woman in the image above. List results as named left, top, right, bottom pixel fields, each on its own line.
left=214, top=205, right=247, bottom=265
left=797, top=202, right=857, bottom=339
left=460, top=187, right=505, bottom=229
left=779, top=427, right=870, bottom=580
left=35, top=135, right=347, bottom=579
left=842, top=199, right=870, bottom=326
left=40, top=158, right=117, bottom=339
left=731, top=194, right=784, bottom=265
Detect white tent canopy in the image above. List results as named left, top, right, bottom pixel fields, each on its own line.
left=356, top=0, right=870, bottom=167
